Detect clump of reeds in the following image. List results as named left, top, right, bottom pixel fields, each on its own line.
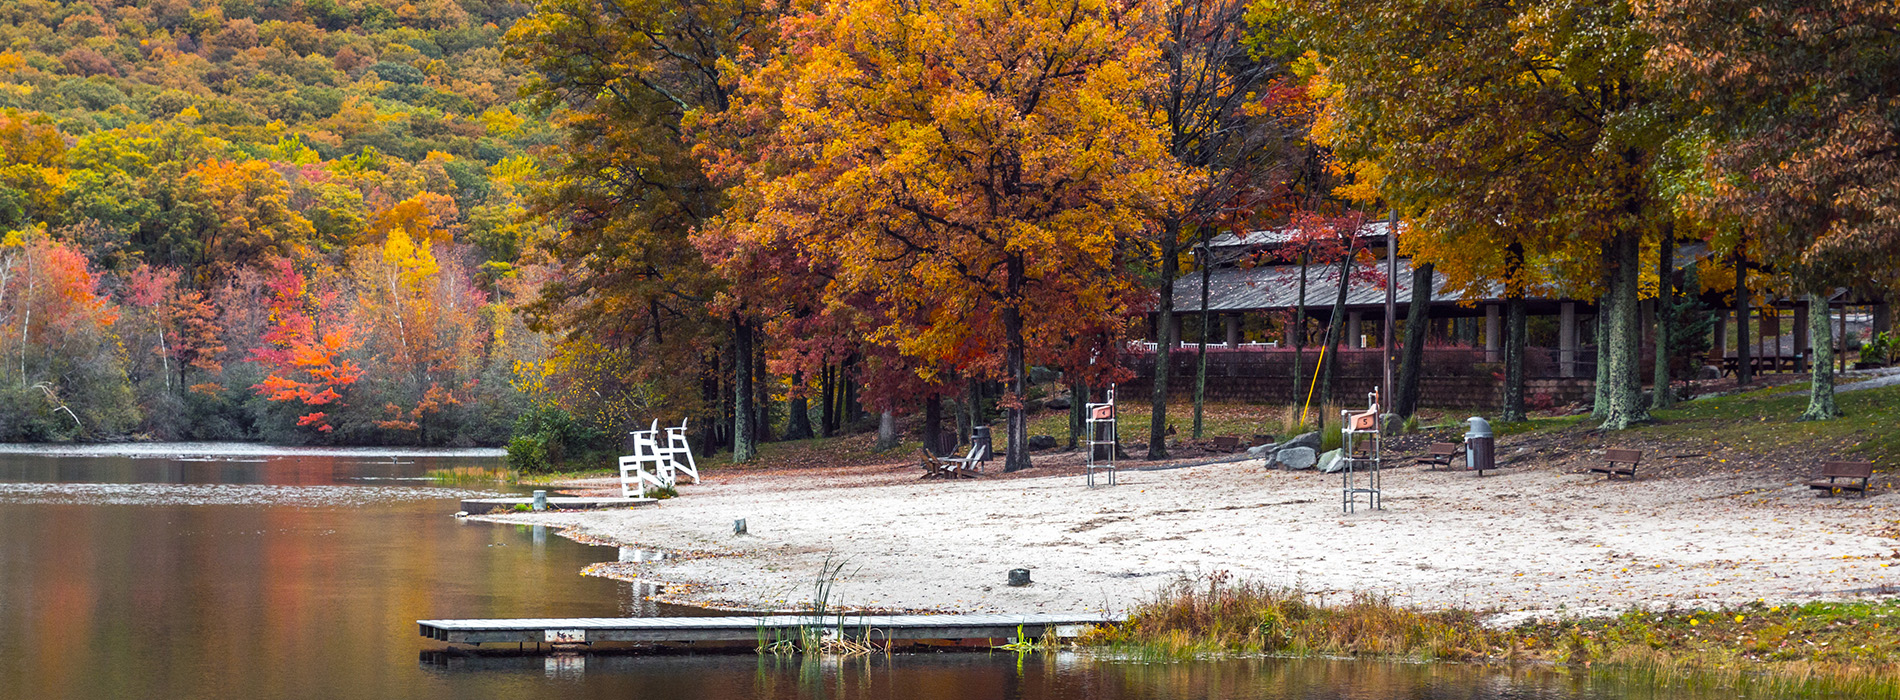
left=425, top=466, right=517, bottom=485
left=756, top=557, right=883, bottom=657
left=1087, top=572, right=1510, bottom=661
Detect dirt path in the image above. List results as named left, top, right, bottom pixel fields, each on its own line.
left=484, top=456, right=1900, bottom=620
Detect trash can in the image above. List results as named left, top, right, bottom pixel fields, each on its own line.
left=1463, top=416, right=1494, bottom=473
left=971, top=425, right=994, bottom=463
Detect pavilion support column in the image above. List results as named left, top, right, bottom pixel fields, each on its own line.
left=1713, top=310, right=1727, bottom=362
left=1839, top=303, right=1849, bottom=373
left=1560, top=302, right=1578, bottom=378
left=1224, top=314, right=1241, bottom=349
left=1795, top=299, right=1810, bottom=372
left=1348, top=311, right=1364, bottom=349
left=1172, top=315, right=1185, bottom=348
left=1485, top=304, right=1501, bottom=363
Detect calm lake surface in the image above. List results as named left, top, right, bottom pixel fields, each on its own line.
left=0, top=444, right=1846, bottom=699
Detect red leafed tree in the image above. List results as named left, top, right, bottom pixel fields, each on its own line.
left=251, top=259, right=361, bottom=434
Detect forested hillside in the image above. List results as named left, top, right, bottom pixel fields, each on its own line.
left=0, top=0, right=555, bottom=444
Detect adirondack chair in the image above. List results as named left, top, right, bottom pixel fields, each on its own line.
left=920, top=441, right=987, bottom=479
left=661, top=417, right=700, bottom=484
left=619, top=424, right=671, bottom=498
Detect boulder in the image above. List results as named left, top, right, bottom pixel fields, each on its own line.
left=1380, top=413, right=1403, bottom=435
left=1045, top=396, right=1072, bottom=410
left=1027, top=435, right=1058, bottom=451
left=1316, top=448, right=1345, bottom=473
left=1697, top=364, right=1721, bottom=380
left=1247, top=441, right=1280, bottom=459
left=1274, top=446, right=1318, bottom=470
left=1282, top=431, right=1321, bottom=452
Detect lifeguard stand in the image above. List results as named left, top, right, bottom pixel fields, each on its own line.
left=1339, top=388, right=1384, bottom=513
left=1084, top=385, right=1118, bottom=487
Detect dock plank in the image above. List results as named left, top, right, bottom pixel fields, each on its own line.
left=419, top=613, right=1121, bottom=646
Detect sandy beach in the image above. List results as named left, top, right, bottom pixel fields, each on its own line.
left=481, top=454, right=1900, bottom=621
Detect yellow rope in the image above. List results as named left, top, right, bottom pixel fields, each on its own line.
left=1301, top=340, right=1328, bottom=427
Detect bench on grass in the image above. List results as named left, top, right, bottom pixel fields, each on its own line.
left=1418, top=442, right=1459, bottom=470
left=1589, top=448, right=1642, bottom=480
left=1805, top=461, right=1873, bottom=498
left=1211, top=436, right=1242, bottom=452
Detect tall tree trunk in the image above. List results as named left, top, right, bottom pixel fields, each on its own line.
left=1003, top=256, right=1030, bottom=472
left=1316, top=250, right=1352, bottom=429
left=1149, top=217, right=1180, bottom=459
left=876, top=409, right=897, bottom=450
left=1194, top=239, right=1211, bottom=439
left=785, top=372, right=814, bottom=440
left=955, top=375, right=972, bottom=448
left=754, top=336, right=771, bottom=443
left=1599, top=230, right=1651, bottom=430
left=1800, top=292, right=1839, bottom=421
left=842, top=355, right=860, bottom=427
left=1734, top=251, right=1752, bottom=385
left=1067, top=380, right=1086, bottom=449
left=1394, top=262, right=1433, bottom=418
left=700, top=354, right=722, bottom=457
left=1651, top=231, right=1676, bottom=410
left=731, top=316, right=757, bottom=462
left=1292, top=250, right=1309, bottom=425
left=819, top=364, right=836, bottom=437
left=923, top=392, right=944, bottom=454
left=1502, top=295, right=1527, bottom=421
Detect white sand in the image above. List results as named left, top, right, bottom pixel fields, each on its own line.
left=483, top=460, right=1900, bottom=619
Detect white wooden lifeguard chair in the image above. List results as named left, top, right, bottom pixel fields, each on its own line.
left=619, top=421, right=672, bottom=498
left=661, top=417, right=699, bottom=484
left=1084, top=385, right=1118, bottom=487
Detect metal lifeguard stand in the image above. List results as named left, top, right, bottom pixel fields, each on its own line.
left=1339, top=388, right=1384, bottom=513
left=1084, top=385, right=1118, bottom=487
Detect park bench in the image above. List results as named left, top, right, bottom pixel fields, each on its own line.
left=1211, top=436, right=1241, bottom=452
left=919, top=440, right=989, bottom=479
left=1589, top=448, right=1642, bottom=480
left=1805, top=460, right=1874, bottom=498
left=1417, top=442, right=1460, bottom=470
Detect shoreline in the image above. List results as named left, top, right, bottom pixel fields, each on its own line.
left=0, top=441, right=507, bottom=459
left=476, top=451, right=1900, bottom=621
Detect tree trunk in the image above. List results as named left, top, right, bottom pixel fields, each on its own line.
left=1003, top=257, right=1030, bottom=472
left=1149, top=218, right=1180, bottom=459
left=1394, top=262, right=1433, bottom=418
left=1651, top=231, right=1676, bottom=410
left=1193, top=239, right=1211, bottom=439
left=1502, top=295, right=1527, bottom=421
left=1734, top=251, right=1752, bottom=386
left=923, top=392, right=944, bottom=454
left=1292, top=250, right=1309, bottom=426
left=819, top=364, right=835, bottom=437
left=1800, top=292, right=1839, bottom=421
left=1598, top=230, right=1651, bottom=429
left=876, top=409, right=897, bottom=450
left=1316, top=250, right=1352, bottom=429
left=731, top=317, right=757, bottom=462
left=1067, top=381, right=1086, bottom=450
left=700, top=354, right=722, bottom=458
left=842, top=355, right=860, bottom=427
left=785, top=372, right=814, bottom=440
left=754, top=336, right=771, bottom=443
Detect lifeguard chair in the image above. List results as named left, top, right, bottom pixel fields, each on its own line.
left=1339, top=388, right=1384, bottom=513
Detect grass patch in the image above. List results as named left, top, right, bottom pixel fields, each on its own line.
left=1644, top=381, right=1900, bottom=465
left=425, top=466, right=518, bottom=485
left=1092, top=574, right=1900, bottom=697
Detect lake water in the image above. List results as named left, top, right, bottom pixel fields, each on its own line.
left=0, top=444, right=1846, bottom=699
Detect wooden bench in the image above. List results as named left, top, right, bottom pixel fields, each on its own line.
left=1805, top=461, right=1873, bottom=498
left=1418, top=442, right=1459, bottom=470
left=1211, top=436, right=1241, bottom=452
left=1590, top=449, right=1642, bottom=480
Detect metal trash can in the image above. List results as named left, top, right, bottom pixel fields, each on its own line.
left=1463, top=416, right=1494, bottom=473
left=971, top=426, right=994, bottom=462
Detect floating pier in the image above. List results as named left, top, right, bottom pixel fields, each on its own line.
left=419, top=613, right=1121, bottom=646
left=458, top=496, right=656, bottom=515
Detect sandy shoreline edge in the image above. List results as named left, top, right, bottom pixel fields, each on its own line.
left=476, top=457, right=1899, bottom=623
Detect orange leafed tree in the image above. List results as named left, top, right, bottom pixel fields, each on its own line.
left=703, top=0, right=1191, bottom=471
left=251, top=259, right=361, bottom=434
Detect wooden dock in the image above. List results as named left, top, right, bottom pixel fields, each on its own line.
left=419, top=613, right=1121, bottom=646
left=458, top=496, right=656, bottom=515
